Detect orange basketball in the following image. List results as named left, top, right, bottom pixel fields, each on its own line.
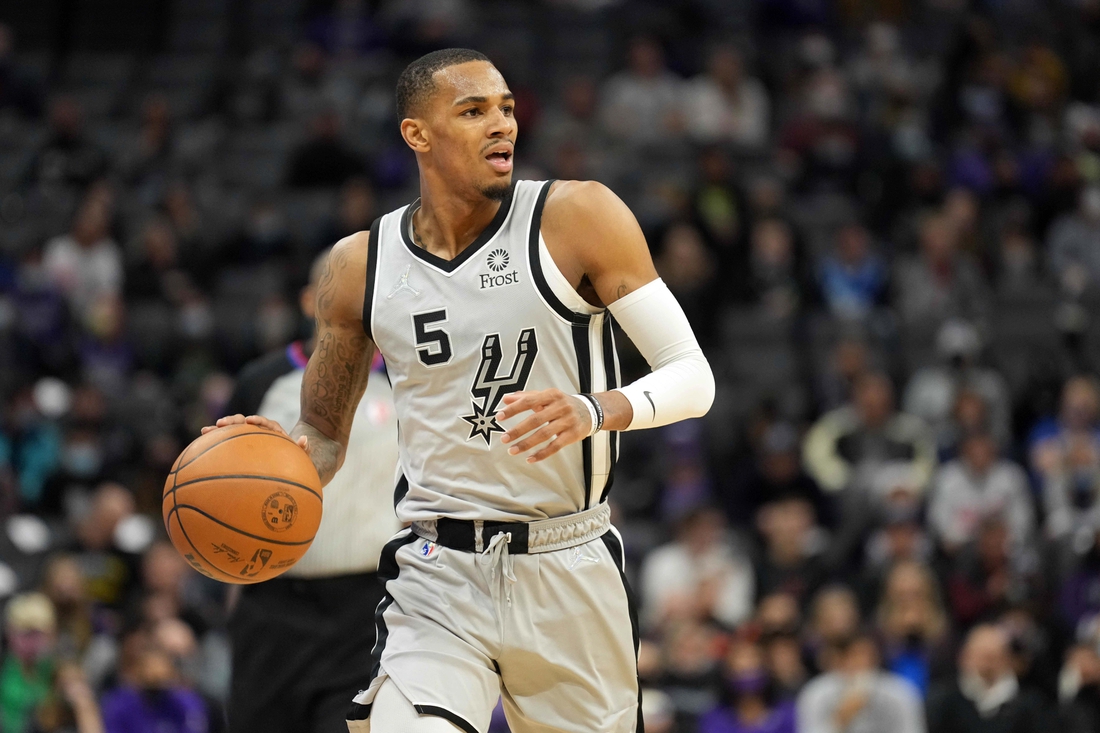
left=162, top=423, right=322, bottom=584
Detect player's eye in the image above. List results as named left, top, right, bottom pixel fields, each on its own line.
left=462, top=108, right=480, bottom=117
left=502, top=105, right=514, bottom=116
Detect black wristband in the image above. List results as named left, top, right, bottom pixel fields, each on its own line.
left=580, top=393, right=604, bottom=434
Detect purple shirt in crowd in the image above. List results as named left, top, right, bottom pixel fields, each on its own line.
left=698, top=700, right=798, bottom=733
left=100, top=686, right=208, bottom=733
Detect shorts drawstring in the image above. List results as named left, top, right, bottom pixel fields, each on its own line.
left=482, top=531, right=516, bottom=608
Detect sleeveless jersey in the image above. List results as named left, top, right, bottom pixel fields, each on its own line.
left=364, top=179, right=619, bottom=522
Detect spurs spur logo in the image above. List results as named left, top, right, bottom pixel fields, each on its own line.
left=461, top=329, right=539, bottom=444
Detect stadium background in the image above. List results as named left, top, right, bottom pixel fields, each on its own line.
left=4, top=0, right=1100, bottom=731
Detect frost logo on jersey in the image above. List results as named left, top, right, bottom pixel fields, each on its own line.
left=462, top=328, right=539, bottom=444
left=480, top=248, right=520, bottom=290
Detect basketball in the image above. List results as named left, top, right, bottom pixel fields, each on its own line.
left=162, top=423, right=323, bottom=584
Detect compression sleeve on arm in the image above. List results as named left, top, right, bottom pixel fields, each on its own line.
left=607, top=278, right=715, bottom=430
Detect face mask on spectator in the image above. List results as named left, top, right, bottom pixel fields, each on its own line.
left=728, top=669, right=769, bottom=696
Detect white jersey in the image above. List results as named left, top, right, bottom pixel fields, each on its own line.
left=365, top=179, right=619, bottom=522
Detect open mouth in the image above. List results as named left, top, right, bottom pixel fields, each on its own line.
left=486, top=149, right=513, bottom=173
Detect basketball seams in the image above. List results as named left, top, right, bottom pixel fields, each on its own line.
left=169, top=506, right=243, bottom=583
left=167, top=504, right=316, bottom=547
left=169, top=429, right=299, bottom=475
left=164, top=473, right=323, bottom=502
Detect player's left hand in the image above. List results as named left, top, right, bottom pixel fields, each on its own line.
left=497, top=389, right=591, bottom=463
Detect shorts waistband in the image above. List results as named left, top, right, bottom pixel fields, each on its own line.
left=411, top=503, right=611, bottom=554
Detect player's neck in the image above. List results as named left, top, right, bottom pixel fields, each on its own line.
left=413, top=177, right=504, bottom=261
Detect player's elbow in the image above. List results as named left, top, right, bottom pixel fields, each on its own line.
left=686, top=352, right=715, bottom=418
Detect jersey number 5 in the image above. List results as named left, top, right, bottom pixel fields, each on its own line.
left=413, top=309, right=453, bottom=367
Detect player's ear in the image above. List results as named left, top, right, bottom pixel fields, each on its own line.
left=401, top=118, right=430, bottom=153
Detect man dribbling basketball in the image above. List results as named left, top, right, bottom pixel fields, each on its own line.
left=208, top=48, right=714, bottom=732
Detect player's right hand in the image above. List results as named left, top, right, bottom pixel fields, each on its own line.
left=201, top=415, right=311, bottom=454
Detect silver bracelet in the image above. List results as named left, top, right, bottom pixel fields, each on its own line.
left=576, top=394, right=599, bottom=437
left=578, top=393, right=604, bottom=436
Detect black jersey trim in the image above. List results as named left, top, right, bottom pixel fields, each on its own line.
left=600, top=531, right=644, bottom=733
left=398, top=183, right=515, bottom=273
left=527, top=179, right=579, bottom=323
left=362, top=216, right=382, bottom=340
left=414, top=705, right=478, bottom=733
left=393, top=473, right=409, bottom=509
left=600, top=315, right=619, bottom=505
left=367, top=531, right=418, bottom=685
left=572, top=318, right=594, bottom=508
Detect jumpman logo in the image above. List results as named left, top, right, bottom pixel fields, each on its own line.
left=462, top=329, right=539, bottom=444
left=387, top=265, right=421, bottom=299
left=567, top=546, right=601, bottom=570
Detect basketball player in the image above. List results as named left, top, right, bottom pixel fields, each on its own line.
left=220, top=251, right=399, bottom=733
left=206, top=48, right=714, bottom=732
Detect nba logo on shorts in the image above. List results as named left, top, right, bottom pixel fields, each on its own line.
left=421, top=541, right=435, bottom=557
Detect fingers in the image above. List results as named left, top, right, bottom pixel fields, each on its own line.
left=496, top=391, right=553, bottom=422
left=507, top=423, right=558, bottom=455
left=296, top=435, right=310, bottom=453
left=528, top=434, right=571, bottom=463
left=199, top=415, right=288, bottom=436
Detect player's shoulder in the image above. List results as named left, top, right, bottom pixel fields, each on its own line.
left=544, top=179, right=624, bottom=215
left=541, top=179, right=639, bottom=239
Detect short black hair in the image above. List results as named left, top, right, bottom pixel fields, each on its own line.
left=396, top=48, right=491, bottom=119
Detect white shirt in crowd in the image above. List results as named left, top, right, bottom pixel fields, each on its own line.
left=640, top=537, right=755, bottom=631
left=43, top=234, right=124, bottom=312
left=928, top=459, right=1034, bottom=548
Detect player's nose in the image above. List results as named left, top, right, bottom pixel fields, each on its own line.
left=485, top=107, right=515, bottom=138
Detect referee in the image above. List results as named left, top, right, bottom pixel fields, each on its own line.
left=224, top=249, right=399, bottom=733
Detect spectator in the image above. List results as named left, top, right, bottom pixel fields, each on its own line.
left=315, top=178, right=376, bottom=252
left=1058, top=644, right=1100, bottom=733
left=903, top=321, right=1012, bottom=454
left=67, top=483, right=141, bottom=611
left=894, top=212, right=991, bottom=341
left=803, top=371, right=936, bottom=495
left=655, top=222, right=719, bottom=347
left=928, top=432, right=1034, bottom=553
left=99, top=633, right=208, bottom=733
left=1048, top=186, right=1100, bottom=295
left=754, top=495, right=828, bottom=607
left=743, top=218, right=808, bottom=319
left=23, top=96, right=108, bottom=190
left=816, top=222, right=888, bottom=322
left=657, top=620, right=723, bottom=723
left=684, top=45, right=771, bottom=150
left=726, top=420, right=830, bottom=530
left=42, top=196, right=123, bottom=316
left=858, top=504, right=933, bottom=612
left=120, top=95, right=175, bottom=200
left=945, top=515, right=1038, bottom=628
left=284, top=109, right=368, bottom=189
left=754, top=593, right=808, bottom=699
left=805, top=586, right=861, bottom=672
left=875, top=560, right=953, bottom=696
left=690, top=146, right=746, bottom=261
left=699, top=635, right=797, bottom=733
left=599, top=36, right=684, bottom=147
left=796, top=633, right=925, bottom=733
left=1031, top=375, right=1100, bottom=482
left=1057, top=522, right=1100, bottom=633
left=641, top=506, right=755, bottom=632
left=926, top=624, right=1049, bottom=733
left=30, top=662, right=105, bottom=733
left=1, top=592, right=58, bottom=733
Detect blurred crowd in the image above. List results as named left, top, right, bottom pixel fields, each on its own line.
left=6, top=0, right=1100, bottom=732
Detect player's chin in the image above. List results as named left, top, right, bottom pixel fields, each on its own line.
left=478, top=177, right=513, bottom=202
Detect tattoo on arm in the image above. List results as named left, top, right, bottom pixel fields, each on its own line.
left=616, top=282, right=628, bottom=300
left=294, top=240, right=374, bottom=484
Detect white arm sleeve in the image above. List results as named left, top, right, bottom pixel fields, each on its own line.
left=607, top=278, right=715, bottom=430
